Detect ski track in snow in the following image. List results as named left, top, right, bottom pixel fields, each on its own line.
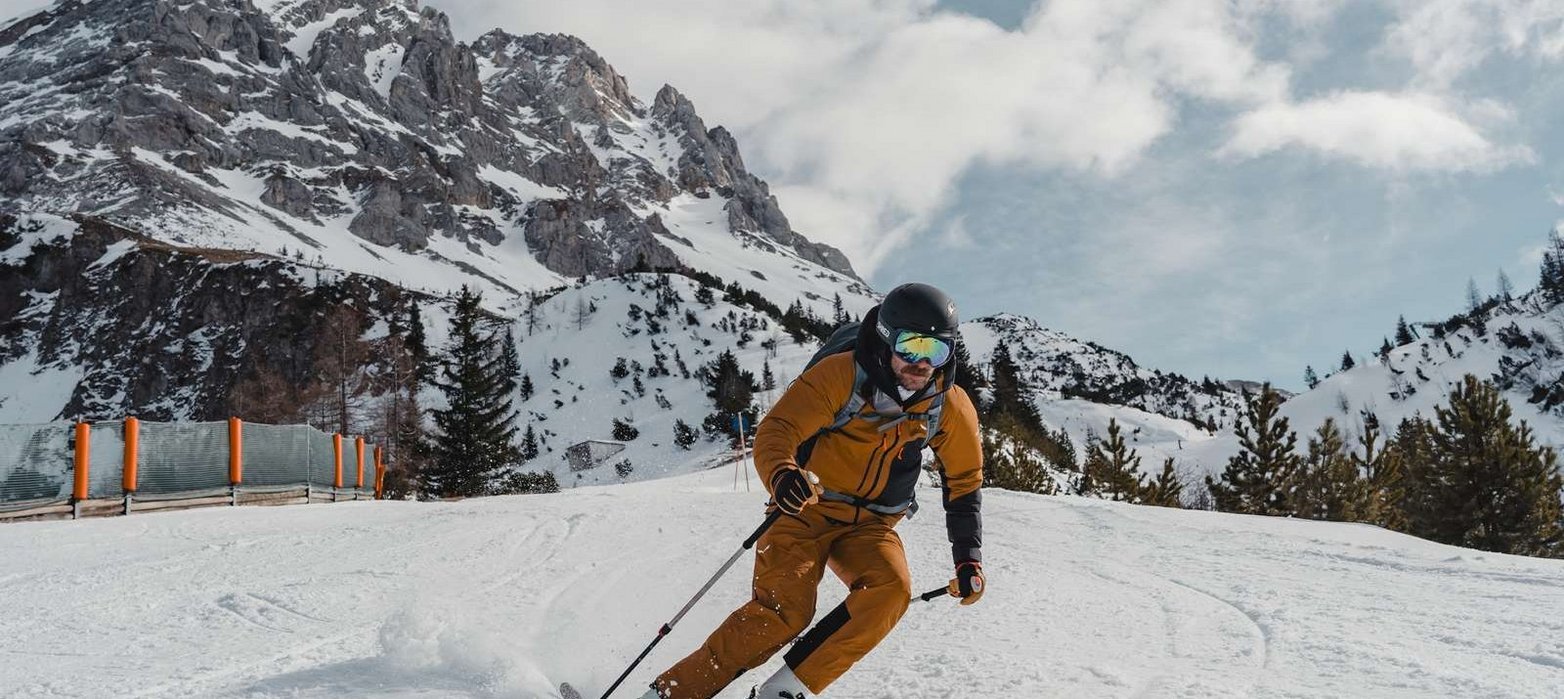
left=3, top=467, right=1564, bottom=698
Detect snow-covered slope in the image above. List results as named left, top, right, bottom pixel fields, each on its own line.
left=963, top=313, right=1249, bottom=479
left=1181, top=291, right=1564, bottom=473
left=2, top=465, right=1561, bottom=698
left=486, top=273, right=814, bottom=487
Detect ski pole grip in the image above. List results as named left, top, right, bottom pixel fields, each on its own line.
left=745, top=509, right=783, bottom=549
left=917, top=586, right=949, bottom=602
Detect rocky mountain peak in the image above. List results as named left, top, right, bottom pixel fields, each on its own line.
left=1, top=0, right=862, bottom=293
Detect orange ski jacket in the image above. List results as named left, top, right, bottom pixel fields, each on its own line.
left=754, top=351, right=985, bottom=563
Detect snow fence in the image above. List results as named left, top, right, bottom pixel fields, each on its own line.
left=0, top=419, right=383, bottom=521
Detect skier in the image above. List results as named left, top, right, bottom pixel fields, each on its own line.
left=641, top=283, right=986, bottom=699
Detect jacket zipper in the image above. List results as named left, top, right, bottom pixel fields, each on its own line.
left=856, top=431, right=893, bottom=493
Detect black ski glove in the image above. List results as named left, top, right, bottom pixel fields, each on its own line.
left=770, top=466, right=821, bottom=515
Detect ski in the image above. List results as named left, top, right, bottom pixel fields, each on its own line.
left=559, top=682, right=583, bottom=699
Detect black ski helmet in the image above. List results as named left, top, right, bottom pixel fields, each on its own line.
left=875, top=282, right=958, bottom=342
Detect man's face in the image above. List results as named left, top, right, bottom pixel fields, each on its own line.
left=889, top=352, right=935, bottom=392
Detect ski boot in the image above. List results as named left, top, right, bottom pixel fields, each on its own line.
left=750, top=665, right=810, bottom=698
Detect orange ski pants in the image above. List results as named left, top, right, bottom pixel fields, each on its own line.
left=653, top=505, right=911, bottom=698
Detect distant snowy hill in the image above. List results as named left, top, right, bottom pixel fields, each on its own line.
left=962, top=313, right=1248, bottom=481
left=1179, top=289, right=1564, bottom=473
left=2, top=466, right=1561, bottom=697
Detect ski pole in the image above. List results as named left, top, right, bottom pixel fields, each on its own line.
left=600, top=509, right=784, bottom=699
left=913, top=585, right=951, bottom=603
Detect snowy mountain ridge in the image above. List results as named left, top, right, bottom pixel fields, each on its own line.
left=0, top=0, right=1267, bottom=486
left=0, top=0, right=864, bottom=304
left=1169, top=288, right=1564, bottom=474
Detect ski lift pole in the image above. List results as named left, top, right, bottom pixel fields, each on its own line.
left=739, top=413, right=750, bottom=492
left=600, top=509, right=784, bottom=698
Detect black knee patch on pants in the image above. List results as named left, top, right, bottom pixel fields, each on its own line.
left=784, top=601, right=851, bottom=669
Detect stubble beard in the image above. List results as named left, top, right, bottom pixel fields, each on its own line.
left=897, top=366, right=933, bottom=392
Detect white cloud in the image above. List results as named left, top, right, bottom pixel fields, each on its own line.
left=1385, top=0, right=1564, bottom=88
left=939, top=215, right=975, bottom=249
left=1221, top=91, right=1534, bottom=171
left=448, top=0, right=1299, bottom=275
left=446, top=0, right=1542, bottom=288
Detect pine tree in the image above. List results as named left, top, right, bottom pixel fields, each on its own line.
left=673, top=419, right=698, bottom=450
left=704, top=350, right=755, bottom=415
left=1339, top=351, right=1356, bottom=372
left=1207, top=385, right=1302, bottom=516
left=989, top=341, right=1024, bottom=419
left=1294, top=418, right=1370, bottom=522
left=1395, top=315, right=1415, bottom=346
left=1354, top=411, right=1406, bottom=531
left=1496, top=269, right=1514, bottom=301
left=1140, top=458, right=1184, bottom=507
left=1378, top=337, right=1393, bottom=359
left=520, top=424, right=539, bottom=461
left=1406, top=375, right=1564, bottom=557
left=832, top=293, right=848, bottom=325
left=500, top=327, right=520, bottom=388
left=1466, top=277, right=1483, bottom=313
left=981, top=431, right=1056, bottom=495
left=407, top=301, right=430, bottom=382
left=612, top=417, right=640, bottom=441
left=762, top=359, right=776, bottom=391
left=1084, top=419, right=1144, bottom=501
left=1392, top=415, right=1436, bottom=530
left=426, top=287, right=520, bottom=498
left=1304, top=366, right=1319, bottom=389
left=952, top=332, right=986, bottom=398
left=1540, top=229, right=1564, bottom=305
left=524, top=291, right=540, bottom=336
left=519, top=374, right=534, bottom=402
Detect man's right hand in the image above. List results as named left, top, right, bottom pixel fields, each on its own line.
left=770, top=466, right=821, bottom=515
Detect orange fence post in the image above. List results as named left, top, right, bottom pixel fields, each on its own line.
left=122, top=418, right=139, bottom=503
left=355, top=437, right=366, bottom=489
left=72, top=423, right=90, bottom=516
left=229, top=417, right=243, bottom=486
left=374, top=446, right=385, bottom=500
left=228, top=417, right=243, bottom=506
left=333, top=434, right=344, bottom=490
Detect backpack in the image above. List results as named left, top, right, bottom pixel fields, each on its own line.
left=801, top=322, right=946, bottom=442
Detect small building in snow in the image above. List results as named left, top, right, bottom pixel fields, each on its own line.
left=566, top=440, right=626, bottom=471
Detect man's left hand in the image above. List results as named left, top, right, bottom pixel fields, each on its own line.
left=948, top=561, right=984, bottom=606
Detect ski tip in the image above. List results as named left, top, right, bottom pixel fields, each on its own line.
left=559, top=682, right=584, bottom=699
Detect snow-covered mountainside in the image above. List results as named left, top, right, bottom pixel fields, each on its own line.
left=0, top=0, right=1266, bottom=485
left=0, top=0, right=874, bottom=424
left=1285, top=291, right=1564, bottom=443
left=3, top=466, right=1561, bottom=697
left=963, top=313, right=1250, bottom=476
left=0, top=0, right=862, bottom=301
left=1177, top=289, right=1564, bottom=473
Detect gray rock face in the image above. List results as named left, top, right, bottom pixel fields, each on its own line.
left=0, top=213, right=417, bottom=421
left=0, top=0, right=860, bottom=282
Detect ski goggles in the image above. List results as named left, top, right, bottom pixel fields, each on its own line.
left=891, top=330, right=953, bottom=368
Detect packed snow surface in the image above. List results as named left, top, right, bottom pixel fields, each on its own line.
left=2, top=466, right=1562, bottom=698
